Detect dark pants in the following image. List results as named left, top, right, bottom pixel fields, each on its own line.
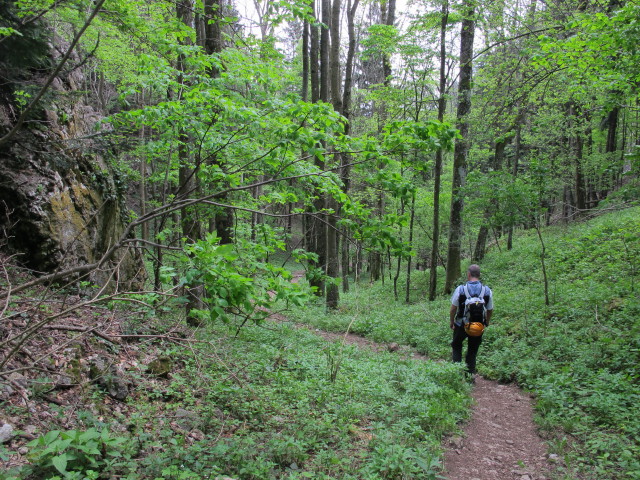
left=451, top=325, right=483, bottom=374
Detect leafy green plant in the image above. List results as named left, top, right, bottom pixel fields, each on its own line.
left=23, top=428, right=127, bottom=479
left=362, top=440, right=440, bottom=479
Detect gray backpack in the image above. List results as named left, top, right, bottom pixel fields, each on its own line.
left=461, top=284, right=487, bottom=326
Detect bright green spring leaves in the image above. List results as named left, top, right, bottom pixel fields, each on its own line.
left=481, top=208, right=640, bottom=479
left=10, top=428, right=126, bottom=480
left=535, top=2, right=640, bottom=98
left=7, top=324, right=470, bottom=480
left=183, top=231, right=310, bottom=325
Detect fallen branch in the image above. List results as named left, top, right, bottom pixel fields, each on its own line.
left=44, top=324, right=119, bottom=344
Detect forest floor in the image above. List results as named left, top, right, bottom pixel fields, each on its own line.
left=2, top=260, right=556, bottom=479
left=294, top=324, right=555, bottom=480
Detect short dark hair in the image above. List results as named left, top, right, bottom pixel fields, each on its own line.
left=467, top=264, right=481, bottom=278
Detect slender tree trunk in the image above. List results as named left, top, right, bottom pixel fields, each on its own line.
left=310, top=0, right=320, bottom=103
left=405, top=192, right=415, bottom=303
left=428, top=0, right=448, bottom=301
left=568, top=103, right=586, bottom=213
left=302, top=19, right=310, bottom=102
left=177, top=0, right=204, bottom=323
left=305, top=0, right=320, bottom=290
left=473, top=138, right=507, bottom=260
left=507, top=122, right=522, bottom=250
left=606, top=107, right=619, bottom=154
left=535, top=222, right=550, bottom=307
left=370, top=0, right=395, bottom=284
left=393, top=196, right=405, bottom=301
left=604, top=105, right=619, bottom=195
left=326, top=202, right=339, bottom=308
left=139, top=123, right=149, bottom=242
left=444, top=0, right=475, bottom=294
left=325, top=0, right=343, bottom=309
left=308, top=0, right=331, bottom=296
left=320, top=0, right=330, bottom=104
left=381, top=0, right=395, bottom=83
left=340, top=0, right=359, bottom=294
left=204, top=0, right=233, bottom=244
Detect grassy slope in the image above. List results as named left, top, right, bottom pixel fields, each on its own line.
left=5, top=317, right=471, bottom=480
left=289, top=206, right=640, bottom=480
left=6, top=208, right=638, bottom=480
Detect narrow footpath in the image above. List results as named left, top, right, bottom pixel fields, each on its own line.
left=304, top=327, right=554, bottom=480
left=443, top=376, right=551, bottom=480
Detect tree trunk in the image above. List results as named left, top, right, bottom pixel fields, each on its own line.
left=606, top=106, right=619, bottom=154
left=568, top=102, right=586, bottom=213
left=428, top=0, right=448, bottom=301
left=177, top=0, right=204, bottom=323
left=302, top=19, right=309, bottom=102
left=444, top=0, right=475, bottom=294
left=381, top=0, right=395, bottom=83
left=325, top=0, right=343, bottom=309
left=405, top=192, right=415, bottom=303
left=340, top=0, right=359, bottom=294
left=204, top=0, right=233, bottom=244
left=310, top=0, right=320, bottom=103
left=474, top=138, right=507, bottom=261
left=320, top=0, right=330, bottom=104
left=393, top=196, right=405, bottom=301
left=326, top=200, right=339, bottom=308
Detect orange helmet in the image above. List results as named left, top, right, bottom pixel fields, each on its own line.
left=464, top=322, right=485, bottom=337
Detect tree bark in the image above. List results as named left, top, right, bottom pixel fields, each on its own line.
left=340, top=0, right=359, bottom=294
left=302, top=19, right=310, bottom=102
left=177, top=0, right=204, bottom=322
left=444, top=0, right=475, bottom=294
left=381, top=0, right=396, bottom=83
left=405, top=192, right=415, bottom=303
left=473, top=138, right=507, bottom=261
left=204, top=0, right=233, bottom=244
left=568, top=102, right=586, bottom=214
left=428, top=0, right=448, bottom=301
left=325, top=0, right=344, bottom=309
left=310, top=0, right=320, bottom=103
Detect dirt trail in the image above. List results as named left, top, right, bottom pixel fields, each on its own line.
left=297, top=326, right=554, bottom=480
left=443, top=376, right=551, bottom=480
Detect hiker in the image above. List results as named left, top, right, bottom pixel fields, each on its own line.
left=449, top=264, right=493, bottom=376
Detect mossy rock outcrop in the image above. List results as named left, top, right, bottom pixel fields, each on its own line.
left=0, top=24, right=144, bottom=290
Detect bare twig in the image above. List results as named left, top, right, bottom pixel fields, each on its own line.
left=0, top=0, right=108, bottom=147
left=44, top=324, right=119, bottom=344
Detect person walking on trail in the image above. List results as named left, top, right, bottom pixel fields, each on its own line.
left=449, top=264, right=493, bottom=377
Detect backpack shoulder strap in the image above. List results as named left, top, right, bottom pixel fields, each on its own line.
left=462, top=285, right=471, bottom=298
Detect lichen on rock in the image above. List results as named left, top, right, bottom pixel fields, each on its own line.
left=0, top=26, right=144, bottom=291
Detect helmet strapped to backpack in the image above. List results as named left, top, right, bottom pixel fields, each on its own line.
left=461, top=284, right=487, bottom=336
left=464, top=322, right=485, bottom=336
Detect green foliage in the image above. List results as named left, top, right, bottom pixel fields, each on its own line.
left=182, top=230, right=312, bottom=324
left=479, top=209, right=640, bottom=479
left=536, top=3, right=640, bottom=97
left=291, top=207, right=640, bottom=480
left=362, top=440, right=440, bottom=480
left=19, top=428, right=127, bottom=479
left=70, top=318, right=468, bottom=480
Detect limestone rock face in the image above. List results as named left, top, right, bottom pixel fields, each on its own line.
left=0, top=34, right=143, bottom=289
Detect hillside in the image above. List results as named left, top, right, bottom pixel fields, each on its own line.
left=1, top=1, right=639, bottom=478
left=1, top=206, right=638, bottom=479
left=287, top=205, right=640, bottom=479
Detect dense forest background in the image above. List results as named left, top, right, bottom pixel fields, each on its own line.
left=0, top=0, right=639, bottom=478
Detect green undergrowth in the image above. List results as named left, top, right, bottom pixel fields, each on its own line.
left=5, top=321, right=470, bottom=480
left=289, top=206, right=640, bottom=480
